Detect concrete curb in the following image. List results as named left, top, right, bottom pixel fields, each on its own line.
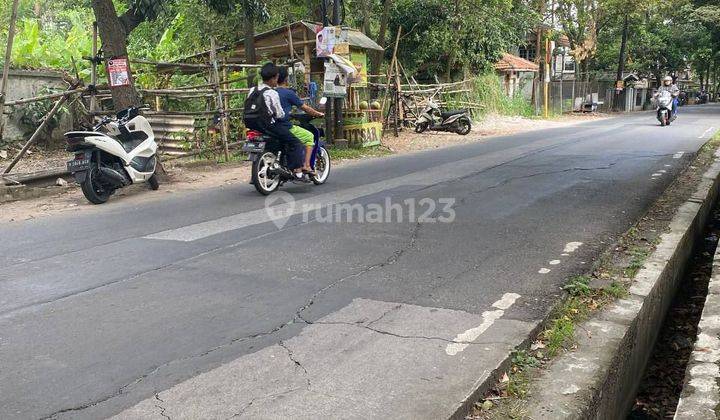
left=674, top=236, right=720, bottom=418
left=0, top=183, right=73, bottom=204
left=520, top=150, right=720, bottom=419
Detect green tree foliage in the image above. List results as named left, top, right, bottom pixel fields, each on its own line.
left=388, top=0, right=537, bottom=81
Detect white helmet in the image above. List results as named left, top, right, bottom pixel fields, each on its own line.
left=663, top=76, right=673, bottom=83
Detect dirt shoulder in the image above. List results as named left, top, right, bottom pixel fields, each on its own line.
left=0, top=113, right=607, bottom=224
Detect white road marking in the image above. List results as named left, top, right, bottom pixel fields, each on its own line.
left=652, top=173, right=661, bottom=177
left=538, top=268, right=551, bottom=274
left=664, top=164, right=671, bottom=167
left=492, top=292, right=521, bottom=310
left=145, top=139, right=580, bottom=242
left=659, top=170, right=667, bottom=173
left=563, top=242, right=583, bottom=253
left=549, top=260, right=561, bottom=265
left=699, top=127, right=715, bottom=139
left=561, top=253, right=569, bottom=256
left=673, top=152, right=685, bottom=159
left=445, top=293, right=520, bottom=355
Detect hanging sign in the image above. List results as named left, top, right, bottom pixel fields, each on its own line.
left=107, top=57, right=131, bottom=87
left=324, top=61, right=347, bottom=98
left=316, top=26, right=348, bottom=57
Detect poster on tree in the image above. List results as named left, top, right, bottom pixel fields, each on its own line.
left=107, top=58, right=131, bottom=87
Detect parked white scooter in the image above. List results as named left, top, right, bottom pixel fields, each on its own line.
left=65, top=107, right=159, bottom=204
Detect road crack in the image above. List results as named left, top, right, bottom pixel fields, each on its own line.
left=154, top=394, right=171, bottom=420
left=294, top=222, right=421, bottom=322
left=278, top=341, right=311, bottom=390
left=310, top=320, right=480, bottom=345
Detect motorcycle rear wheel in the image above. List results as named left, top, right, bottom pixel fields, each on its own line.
left=311, top=147, right=331, bottom=185
left=456, top=118, right=472, bottom=135
left=81, top=163, right=112, bottom=204
left=252, top=152, right=281, bottom=195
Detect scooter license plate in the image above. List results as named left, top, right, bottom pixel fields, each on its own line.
left=67, top=158, right=89, bottom=172
left=242, top=141, right=265, bottom=153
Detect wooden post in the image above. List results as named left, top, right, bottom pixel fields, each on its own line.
left=3, top=88, right=77, bottom=174
left=302, top=29, right=311, bottom=85
left=0, top=0, right=21, bottom=141
left=381, top=26, right=402, bottom=123
left=90, top=22, right=99, bottom=112
left=210, top=37, right=230, bottom=162
left=287, top=25, right=295, bottom=59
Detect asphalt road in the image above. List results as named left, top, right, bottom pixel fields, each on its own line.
left=1, top=106, right=718, bottom=419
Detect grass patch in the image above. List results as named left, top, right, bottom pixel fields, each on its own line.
left=327, top=145, right=393, bottom=160
left=624, top=246, right=650, bottom=277
left=506, top=350, right=539, bottom=398
left=466, top=73, right=535, bottom=118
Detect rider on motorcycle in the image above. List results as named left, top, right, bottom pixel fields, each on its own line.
left=657, top=76, right=680, bottom=116
left=244, top=63, right=306, bottom=181
left=276, top=67, right=324, bottom=174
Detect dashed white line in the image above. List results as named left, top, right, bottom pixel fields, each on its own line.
left=563, top=242, right=583, bottom=253
left=538, top=268, right=551, bottom=274
left=699, top=127, right=715, bottom=139
left=673, top=152, right=685, bottom=159
left=446, top=293, right=520, bottom=355
left=651, top=173, right=661, bottom=177
left=549, top=260, right=561, bottom=265
left=492, top=293, right=521, bottom=310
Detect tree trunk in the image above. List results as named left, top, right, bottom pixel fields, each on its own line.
left=91, top=0, right=140, bottom=111
left=613, top=15, right=629, bottom=112
left=370, top=0, right=392, bottom=79
left=243, top=1, right=257, bottom=87
left=359, top=0, right=372, bottom=37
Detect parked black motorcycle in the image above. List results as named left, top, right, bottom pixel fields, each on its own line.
left=414, top=99, right=472, bottom=135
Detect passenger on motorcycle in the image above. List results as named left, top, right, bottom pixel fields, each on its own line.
left=276, top=67, right=324, bottom=175
left=243, top=63, right=307, bottom=181
left=657, top=76, right=680, bottom=116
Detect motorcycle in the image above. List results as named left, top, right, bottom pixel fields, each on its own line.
left=65, top=107, right=159, bottom=204
left=414, top=99, right=472, bottom=135
left=243, top=114, right=331, bottom=195
left=655, top=90, right=676, bottom=127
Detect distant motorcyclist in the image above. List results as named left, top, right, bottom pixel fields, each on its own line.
left=656, top=76, right=680, bottom=116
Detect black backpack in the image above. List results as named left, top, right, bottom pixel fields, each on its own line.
left=243, top=87, right=272, bottom=131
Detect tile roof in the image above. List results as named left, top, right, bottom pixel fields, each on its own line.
left=494, top=53, right=539, bottom=72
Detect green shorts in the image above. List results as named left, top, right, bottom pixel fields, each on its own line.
left=290, top=125, right=315, bottom=146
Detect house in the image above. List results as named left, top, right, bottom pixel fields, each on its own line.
left=494, top=53, right=539, bottom=98
left=516, top=28, right=575, bottom=80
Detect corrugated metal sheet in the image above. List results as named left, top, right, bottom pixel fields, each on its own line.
left=147, top=115, right=196, bottom=156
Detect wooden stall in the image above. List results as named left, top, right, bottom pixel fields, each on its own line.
left=186, top=21, right=385, bottom=147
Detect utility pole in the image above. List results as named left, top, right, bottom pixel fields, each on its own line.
left=322, top=0, right=333, bottom=143
left=544, top=38, right=550, bottom=118
left=332, top=0, right=343, bottom=143
left=613, top=14, right=629, bottom=112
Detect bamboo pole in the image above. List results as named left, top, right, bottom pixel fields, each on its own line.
left=302, top=28, right=311, bottom=85
left=161, top=141, right=244, bottom=161
left=287, top=25, right=296, bottom=59
left=130, top=59, right=210, bottom=69
left=90, top=22, right=99, bottom=112
left=3, top=87, right=78, bottom=174
left=0, top=0, right=21, bottom=141
left=381, top=26, right=402, bottom=128
left=210, top=37, right=230, bottom=161
left=3, top=88, right=86, bottom=106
